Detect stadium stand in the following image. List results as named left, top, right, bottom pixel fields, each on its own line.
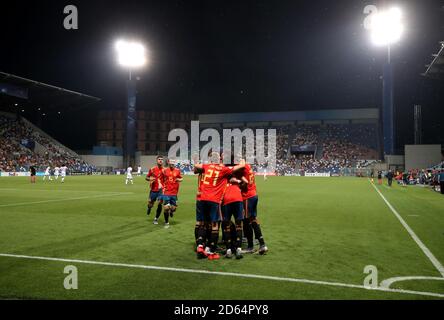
left=173, top=121, right=380, bottom=176
left=424, top=41, right=444, bottom=80
left=0, top=72, right=101, bottom=174
left=197, top=109, right=381, bottom=176
left=0, top=112, right=95, bottom=173
left=279, top=123, right=379, bottom=175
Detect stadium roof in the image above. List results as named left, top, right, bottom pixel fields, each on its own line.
left=423, top=41, right=444, bottom=80
left=0, top=71, right=101, bottom=110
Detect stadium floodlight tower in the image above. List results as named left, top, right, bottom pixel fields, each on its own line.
left=368, top=7, right=403, bottom=156
left=115, top=39, right=147, bottom=168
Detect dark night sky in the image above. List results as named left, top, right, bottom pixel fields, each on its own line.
left=1, top=0, right=443, bottom=151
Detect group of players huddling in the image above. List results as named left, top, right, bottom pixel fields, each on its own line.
left=145, top=152, right=268, bottom=260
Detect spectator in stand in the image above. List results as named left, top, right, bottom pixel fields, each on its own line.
left=0, top=114, right=95, bottom=173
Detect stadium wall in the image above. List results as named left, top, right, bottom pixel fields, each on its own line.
left=78, top=154, right=158, bottom=170
left=385, top=155, right=405, bottom=170
left=199, top=108, right=379, bottom=124
left=136, top=154, right=159, bottom=170
left=80, top=155, right=123, bottom=169
left=404, top=145, right=442, bottom=170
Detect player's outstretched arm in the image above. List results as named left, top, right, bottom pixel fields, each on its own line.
left=194, top=166, right=203, bottom=174
left=232, top=159, right=246, bottom=172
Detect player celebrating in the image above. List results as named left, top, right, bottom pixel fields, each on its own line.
left=54, top=166, right=60, bottom=180
left=192, top=153, right=210, bottom=248
left=60, top=165, right=67, bottom=183
left=126, top=165, right=134, bottom=185
left=194, top=152, right=245, bottom=260
left=221, top=177, right=244, bottom=259
left=241, top=162, right=268, bottom=255
left=156, top=159, right=183, bottom=228
left=194, top=158, right=217, bottom=254
left=43, top=166, right=52, bottom=181
left=146, top=156, right=164, bottom=217
left=194, top=165, right=204, bottom=245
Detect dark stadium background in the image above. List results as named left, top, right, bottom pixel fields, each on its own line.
left=0, top=0, right=443, bottom=152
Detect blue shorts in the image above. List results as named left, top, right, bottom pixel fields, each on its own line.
left=196, top=200, right=221, bottom=223
left=222, top=201, right=244, bottom=222
left=243, top=195, right=258, bottom=218
left=149, top=189, right=163, bottom=202
left=163, top=195, right=177, bottom=207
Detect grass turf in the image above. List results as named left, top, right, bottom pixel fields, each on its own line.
left=0, top=175, right=443, bottom=299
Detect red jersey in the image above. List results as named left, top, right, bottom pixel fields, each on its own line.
left=199, top=163, right=233, bottom=203
left=223, top=183, right=243, bottom=205
left=241, top=164, right=257, bottom=200
left=162, top=167, right=182, bottom=196
left=146, top=166, right=163, bottom=192
left=196, top=173, right=203, bottom=200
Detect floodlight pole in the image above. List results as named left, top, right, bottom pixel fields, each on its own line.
left=382, top=44, right=395, bottom=156
left=387, top=44, right=391, bottom=64
left=125, top=69, right=137, bottom=168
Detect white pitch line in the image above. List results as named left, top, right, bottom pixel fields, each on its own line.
left=0, top=192, right=132, bottom=208
left=380, top=276, right=444, bottom=289
left=0, top=253, right=443, bottom=298
left=370, top=180, right=444, bottom=278
left=1, top=189, right=133, bottom=193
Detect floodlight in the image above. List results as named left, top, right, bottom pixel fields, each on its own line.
left=369, top=7, right=403, bottom=46
left=115, top=40, right=147, bottom=68
left=113, top=38, right=148, bottom=168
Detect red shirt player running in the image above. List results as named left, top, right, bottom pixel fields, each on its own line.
left=146, top=155, right=164, bottom=217
left=156, top=159, right=183, bottom=228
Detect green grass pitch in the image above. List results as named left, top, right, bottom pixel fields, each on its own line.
left=0, top=175, right=443, bottom=299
